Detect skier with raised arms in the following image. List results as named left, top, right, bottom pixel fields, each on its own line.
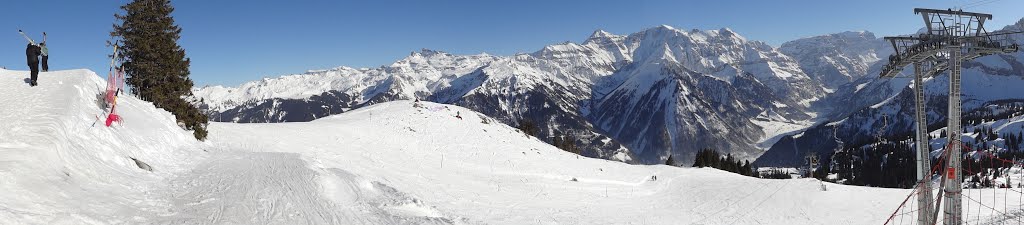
left=18, top=30, right=42, bottom=86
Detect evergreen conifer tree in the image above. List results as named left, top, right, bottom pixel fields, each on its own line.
left=111, top=0, right=208, bottom=140
left=741, top=160, right=751, bottom=176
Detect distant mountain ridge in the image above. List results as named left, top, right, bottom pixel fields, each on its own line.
left=756, top=18, right=1024, bottom=166
left=194, top=19, right=1024, bottom=165
left=779, top=31, right=890, bottom=91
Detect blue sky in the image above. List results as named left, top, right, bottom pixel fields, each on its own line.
left=2, top=0, right=1022, bottom=87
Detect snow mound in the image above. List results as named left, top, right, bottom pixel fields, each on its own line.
left=208, top=100, right=912, bottom=225
left=0, top=69, right=202, bottom=224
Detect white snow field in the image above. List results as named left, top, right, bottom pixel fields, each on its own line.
left=0, top=69, right=205, bottom=224
left=4, top=68, right=1013, bottom=224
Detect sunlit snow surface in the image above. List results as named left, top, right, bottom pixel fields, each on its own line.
left=3, top=69, right=1018, bottom=224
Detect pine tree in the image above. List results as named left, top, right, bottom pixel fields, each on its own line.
left=710, top=150, right=722, bottom=169
left=1011, top=129, right=1019, bottom=144
left=814, top=154, right=832, bottom=180
left=745, top=160, right=753, bottom=176
left=724, top=153, right=734, bottom=172
left=516, top=119, right=539, bottom=137
left=665, top=155, right=677, bottom=167
left=734, top=160, right=742, bottom=174
left=988, top=127, right=998, bottom=141
left=1014, top=133, right=1019, bottom=150
left=692, top=150, right=702, bottom=167
left=741, top=160, right=751, bottom=176
left=111, top=0, right=208, bottom=140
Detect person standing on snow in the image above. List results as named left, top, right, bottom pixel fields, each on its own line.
left=40, top=32, right=49, bottom=72
left=19, top=30, right=42, bottom=86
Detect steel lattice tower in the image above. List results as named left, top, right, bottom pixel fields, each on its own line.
left=880, top=8, right=1020, bottom=225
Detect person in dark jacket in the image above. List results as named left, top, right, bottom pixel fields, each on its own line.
left=19, top=29, right=41, bottom=85
left=19, top=30, right=41, bottom=86
left=40, top=32, right=48, bottom=72
left=26, top=43, right=41, bottom=86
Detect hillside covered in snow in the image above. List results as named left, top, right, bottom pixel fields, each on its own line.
left=0, top=69, right=937, bottom=224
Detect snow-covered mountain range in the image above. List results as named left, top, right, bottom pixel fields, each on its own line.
left=194, top=25, right=831, bottom=164
left=779, top=31, right=890, bottom=91
left=757, top=18, right=1024, bottom=166
left=194, top=18, right=1024, bottom=166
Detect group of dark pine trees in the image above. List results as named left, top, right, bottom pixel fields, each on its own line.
left=687, top=149, right=755, bottom=177
left=972, top=126, right=1024, bottom=152
left=808, top=100, right=1024, bottom=189
left=112, top=0, right=208, bottom=140
left=516, top=119, right=584, bottom=155
left=825, top=142, right=917, bottom=188
left=819, top=126, right=1023, bottom=189
left=661, top=149, right=790, bottom=179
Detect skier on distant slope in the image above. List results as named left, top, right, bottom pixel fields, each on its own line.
left=19, top=30, right=42, bottom=86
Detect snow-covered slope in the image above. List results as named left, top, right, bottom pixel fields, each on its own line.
left=206, top=100, right=911, bottom=225
left=1, top=69, right=954, bottom=224
left=12, top=68, right=1024, bottom=224
left=0, top=69, right=204, bottom=224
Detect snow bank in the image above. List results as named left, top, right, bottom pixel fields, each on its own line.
left=0, top=69, right=202, bottom=224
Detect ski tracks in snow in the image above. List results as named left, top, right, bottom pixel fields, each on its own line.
left=155, top=151, right=471, bottom=225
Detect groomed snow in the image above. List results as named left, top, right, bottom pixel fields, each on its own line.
left=207, top=100, right=912, bottom=224
left=5, top=69, right=1015, bottom=224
